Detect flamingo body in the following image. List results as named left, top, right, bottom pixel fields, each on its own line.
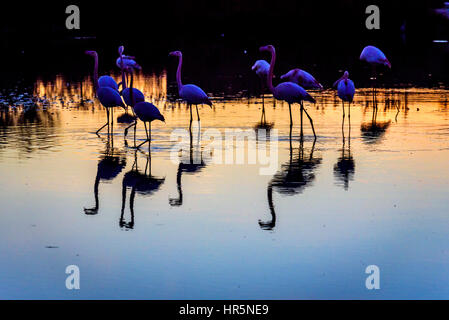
left=180, top=84, right=212, bottom=106
left=360, top=46, right=391, bottom=68
left=97, top=87, right=125, bottom=108
left=116, top=57, right=141, bottom=70
left=252, top=60, right=270, bottom=79
left=337, top=79, right=355, bottom=102
left=280, top=69, right=323, bottom=90
left=98, top=76, right=119, bottom=91
left=133, top=102, right=165, bottom=123
left=273, top=82, right=316, bottom=104
left=122, top=87, right=145, bottom=107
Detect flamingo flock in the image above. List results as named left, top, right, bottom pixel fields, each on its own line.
left=86, top=44, right=391, bottom=144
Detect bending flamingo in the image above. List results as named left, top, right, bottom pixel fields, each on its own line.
left=360, top=45, right=391, bottom=107
left=280, top=69, right=323, bottom=90
left=334, top=71, right=355, bottom=136
left=86, top=50, right=125, bottom=135
left=259, top=45, right=316, bottom=138
left=169, top=51, right=212, bottom=123
left=121, top=66, right=165, bottom=149
left=122, top=66, right=146, bottom=142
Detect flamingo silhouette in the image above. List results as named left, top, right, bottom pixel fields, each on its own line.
left=360, top=45, right=391, bottom=108
left=334, top=71, right=355, bottom=135
left=259, top=45, right=316, bottom=139
left=280, top=68, right=323, bottom=90
left=85, top=50, right=125, bottom=135
left=169, top=51, right=212, bottom=124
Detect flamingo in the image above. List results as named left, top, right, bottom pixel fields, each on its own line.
left=252, top=59, right=271, bottom=118
left=85, top=50, right=119, bottom=91
left=169, top=51, right=212, bottom=124
left=334, top=71, right=355, bottom=121
left=259, top=45, right=316, bottom=138
left=86, top=51, right=125, bottom=135
left=121, top=66, right=148, bottom=145
left=252, top=60, right=270, bottom=80
left=280, top=69, right=323, bottom=90
left=123, top=66, right=164, bottom=150
left=116, top=45, right=141, bottom=91
left=360, top=45, right=391, bottom=107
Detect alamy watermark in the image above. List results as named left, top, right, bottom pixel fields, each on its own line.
left=365, top=5, right=380, bottom=30
left=170, top=125, right=279, bottom=176
left=365, top=265, right=380, bottom=290
left=65, top=265, right=80, bottom=290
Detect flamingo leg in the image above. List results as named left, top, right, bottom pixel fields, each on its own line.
left=96, top=108, right=110, bottom=136
left=288, top=103, right=293, bottom=126
left=302, top=103, right=316, bottom=139
left=299, top=102, right=304, bottom=139
left=342, top=102, right=345, bottom=142
left=196, top=105, right=200, bottom=121
left=137, top=122, right=150, bottom=149
left=189, top=104, right=193, bottom=130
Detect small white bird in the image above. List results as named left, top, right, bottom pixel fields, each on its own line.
left=280, top=68, right=323, bottom=90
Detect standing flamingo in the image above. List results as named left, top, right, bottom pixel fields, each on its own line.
left=259, top=45, right=316, bottom=138
left=169, top=51, right=212, bottom=124
left=360, top=45, right=391, bottom=108
left=334, top=71, right=355, bottom=119
left=117, top=45, right=141, bottom=91
left=280, top=69, right=323, bottom=90
left=86, top=50, right=125, bottom=135
left=252, top=59, right=271, bottom=120
left=122, top=66, right=165, bottom=150
left=85, top=50, right=119, bottom=91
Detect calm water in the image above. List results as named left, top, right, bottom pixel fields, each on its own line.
left=1, top=72, right=449, bottom=299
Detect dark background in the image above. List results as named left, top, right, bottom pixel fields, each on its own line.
left=0, top=0, right=448, bottom=92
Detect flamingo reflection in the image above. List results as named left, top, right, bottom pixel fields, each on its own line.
left=120, top=150, right=165, bottom=229
left=84, top=135, right=126, bottom=215
left=169, top=123, right=206, bottom=207
left=334, top=113, right=355, bottom=190
left=259, top=127, right=321, bottom=230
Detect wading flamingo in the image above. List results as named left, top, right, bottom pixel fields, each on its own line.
left=123, top=67, right=164, bottom=150
left=117, top=45, right=141, bottom=91
left=86, top=51, right=125, bottom=135
left=252, top=59, right=271, bottom=119
left=360, top=45, right=391, bottom=107
left=85, top=50, right=119, bottom=91
left=169, top=51, right=212, bottom=124
left=280, top=69, right=323, bottom=90
left=334, top=71, right=355, bottom=120
left=122, top=66, right=146, bottom=143
left=259, top=45, right=316, bottom=138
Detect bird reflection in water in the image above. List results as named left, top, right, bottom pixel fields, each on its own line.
left=169, top=122, right=206, bottom=207
left=84, top=135, right=126, bottom=215
left=259, top=126, right=321, bottom=231
left=120, top=150, right=165, bottom=229
left=334, top=112, right=355, bottom=190
left=361, top=98, right=391, bottom=144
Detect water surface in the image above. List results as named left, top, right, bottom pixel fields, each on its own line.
left=1, top=72, right=449, bottom=299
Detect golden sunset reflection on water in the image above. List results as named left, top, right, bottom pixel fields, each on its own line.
left=0, top=74, right=449, bottom=299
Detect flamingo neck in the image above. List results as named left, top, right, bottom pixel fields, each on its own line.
left=267, top=48, right=275, bottom=93
left=119, top=52, right=127, bottom=89
left=129, top=71, right=134, bottom=106
left=176, top=55, right=183, bottom=92
left=93, top=52, right=99, bottom=91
